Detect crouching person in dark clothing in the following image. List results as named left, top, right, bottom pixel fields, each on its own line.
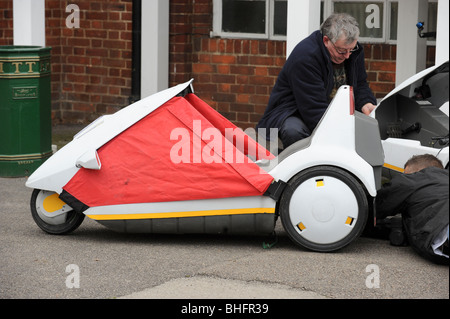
left=376, top=154, right=449, bottom=265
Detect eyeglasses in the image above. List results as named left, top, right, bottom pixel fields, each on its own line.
left=330, top=41, right=359, bottom=55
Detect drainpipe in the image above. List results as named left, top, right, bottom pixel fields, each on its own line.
left=130, top=0, right=141, bottom=104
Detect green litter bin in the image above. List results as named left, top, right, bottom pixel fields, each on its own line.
left=0, top=46, right=52, bottom=177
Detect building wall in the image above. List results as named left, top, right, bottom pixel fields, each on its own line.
left=47, top=0, right=133, bottom=124
left=169, top=0, right=286, bottom=129
left=0, top=0, right=13, bottom=44
left=170, top=1, right=286, bottom=129
left=169, top=0, right=435, bottom=130
left=0, top=0, right=133, bottom=124
left=1, top=0, right=436, bottom=128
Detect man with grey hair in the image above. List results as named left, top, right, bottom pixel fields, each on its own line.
left=257, top=13, right=377, bottom=148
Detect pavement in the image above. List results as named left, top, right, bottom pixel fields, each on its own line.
left=51, top=124, right=86, bottom=150
left=0, top=125, right=448, bottom=306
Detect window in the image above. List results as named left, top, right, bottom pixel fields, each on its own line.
left=212, top=0, right=287, bottom=40
left=388, top=1, right=437, bottom=41
left=333, top=1, right=385, bottom=40
left=389, top=1, right=398, bottom=41
left=213, top=0, right=437, bottom=44
left=322, top=0, right=438, bottom=44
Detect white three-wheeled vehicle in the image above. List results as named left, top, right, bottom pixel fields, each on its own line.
left=26, top=80, right=384, bottom=252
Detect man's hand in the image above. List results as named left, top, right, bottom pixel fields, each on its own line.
left=362, top=102, right=376, bottom=115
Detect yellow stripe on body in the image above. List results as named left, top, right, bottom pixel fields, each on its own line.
left=383, top=163, right=404, bottom=173
left=87, top=207, right=276, bottom=221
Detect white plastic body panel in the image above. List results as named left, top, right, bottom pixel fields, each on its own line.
left=382, top=138, right=449, bottom=173
left=268, top=86, right=379, bottom=197
left=26, top=80, right=194, bottom=193
left=84, top=196, right=276, bottom=221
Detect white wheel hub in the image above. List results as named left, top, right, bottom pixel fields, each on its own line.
left=289, top=175, right=358, bottom=244
left=312, top=199, right=334, bottom=222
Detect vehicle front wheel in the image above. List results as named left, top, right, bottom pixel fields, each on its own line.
left=30, top=189, right=85, bottom=234
left=279, top=166, right=368, bottom=252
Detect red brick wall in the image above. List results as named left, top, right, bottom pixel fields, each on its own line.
left=0, top=0, right=13, bottom=45
left=168, top=1, right=436, bottom=130
left=1, top=0, right=437, bottom=127
left=364, top=44, right=397, bottom=99
left=364, top=43, right=435, bottom=99
left=46, top=0, right=133, bottom=124
left=170, top=0, right=285, bottom=130
left=191, top=38, right=286, bottom=129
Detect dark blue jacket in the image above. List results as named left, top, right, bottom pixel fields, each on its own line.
left=257, top=30, right=377, bottom=136
left=376, top=167, right=449, bottom=264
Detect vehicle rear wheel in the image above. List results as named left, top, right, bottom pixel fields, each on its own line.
left=30, top=189, right=85, bottom=234
left=280, top=166, right=368, bottom=252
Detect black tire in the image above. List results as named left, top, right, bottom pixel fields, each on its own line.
left=279, top=166, right=368, bottom=252
left=30, top=189, right=85, bottom=235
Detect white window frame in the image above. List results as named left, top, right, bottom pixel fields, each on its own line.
left=386, top=0, right=397, bottom=44
left=211, top=0, right=287, bottom=40
left=424, top=0, right=438, bottom=46
left=322, top=0, right=388, bottom=43
left=322, top=0, right=437, bottom=45
left=387, top=0, right=438, bottom=45
left=212, top=0, right=437, bottom=45
left=269, top=0, right=287, bottom=40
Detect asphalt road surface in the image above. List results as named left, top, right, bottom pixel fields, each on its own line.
left=1, top=176, right=448, bottom=304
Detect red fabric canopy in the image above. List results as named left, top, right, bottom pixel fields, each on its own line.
left=63, top=94, right=274, bottom=207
